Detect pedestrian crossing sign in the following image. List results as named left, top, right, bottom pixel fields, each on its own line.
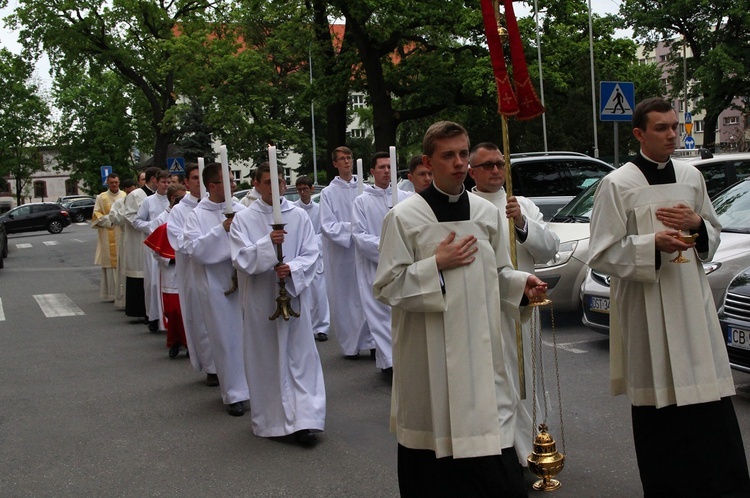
left=599, top=81, right=635, bottom=122
left=167, top=157, right=185, bottom=174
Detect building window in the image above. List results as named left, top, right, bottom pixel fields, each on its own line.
left=694, top=120, right=704, bottom=133
left=350, top=94, right=365, bottom=109
left=65, top=179, right=79, bottom=195
left=723, top=116, right=740, bottom=126
left=348, top=128, right=366, bottom=139
left=33, top=181, right=47, bottom=199
left=232, top=170, right=240, bottom=182
left=659, top=54, right=668, bottom=62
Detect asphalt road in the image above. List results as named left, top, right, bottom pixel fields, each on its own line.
left=1, top=222, right=749, bottom=497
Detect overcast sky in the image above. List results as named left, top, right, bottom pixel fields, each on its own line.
left=1, top=0, right=624, bottom=93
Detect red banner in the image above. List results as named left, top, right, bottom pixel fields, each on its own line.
left=480, top=0, right=519, bottom=117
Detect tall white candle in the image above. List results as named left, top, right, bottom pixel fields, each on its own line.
left=197, top=157, right=206, bottom=199
left=219, top=145, right=233, bottom=215
left=389, top=146, right=398, bottom=207
left=356, top=158, right=364, bottom=195
left=268, top=145, right=283, bottom=224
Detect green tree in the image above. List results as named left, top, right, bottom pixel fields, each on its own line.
left=8, top=0, right=221, bottom=170
left=619, top=0, right=750, bottom=150
left=0, top=48, right=51, bottom=205
left=53, top=67, right=141, bottom=192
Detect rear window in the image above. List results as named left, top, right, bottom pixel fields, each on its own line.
left=512, top=159, right=612, bottom=198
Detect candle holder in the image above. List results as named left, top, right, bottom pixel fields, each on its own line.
left=269, top=223, right=300, bottom=321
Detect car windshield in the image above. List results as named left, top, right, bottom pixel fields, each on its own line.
left=713, top=179, right=750, bottom=234
left=549, top=179, right=599, bottom=222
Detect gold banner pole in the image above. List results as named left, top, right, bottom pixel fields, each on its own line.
left=501, top=114, right=525, bottom=400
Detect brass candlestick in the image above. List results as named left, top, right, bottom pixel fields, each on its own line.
left=269, top=223, right=299, bottom=321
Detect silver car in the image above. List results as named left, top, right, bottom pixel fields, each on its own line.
left=581, top=177, right=750, bottom=333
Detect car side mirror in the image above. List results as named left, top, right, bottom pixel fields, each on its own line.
left=7, top=213, right=13, bottom=219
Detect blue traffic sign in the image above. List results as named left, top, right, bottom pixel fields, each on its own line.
left=684, top=136, right=695, bottom=149
left=600, top=81, right=635, bottom=122
left=167, top=157, right=185, bottom=174
left=101, top=165, right=112, bottom=186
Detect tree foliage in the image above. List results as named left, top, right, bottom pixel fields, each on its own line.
left=619, top=0, right=750, bottom=150
left=0, top=48, right=51, bottom=204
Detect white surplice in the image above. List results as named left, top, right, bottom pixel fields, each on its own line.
left=167, top=194, right=216, bottom=375
left=134, top=193, right=168, bottom=325
left=229, top=198, right=326, bottom=437
left=373, top=194, right=530, bottom=459
left=108, top=196, right=128, bottom=309
left=588, top=161, right=734, bottom=408
left=122, top=188, right=148, bottom=279
left=353, top=185, right=411, bottom=369
left=320, top=176, right=372, bottom=355
left=471, top=188, right=559, bottom=463
left=293, top=198, right=330, bottom=336
left=91, top=189, right=126, bottom=301
left=184, top=199, right=249, bottom=405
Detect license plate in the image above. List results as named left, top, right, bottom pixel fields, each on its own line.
left=727, top=327, right=750, bottom=351
left=588, top=296, right=609, bottom=314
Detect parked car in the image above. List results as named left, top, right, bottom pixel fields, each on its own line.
left=719, top=266, right=750, bottom=373
left=60, top=196, right=96, bottom=222
left=0, top=202, right=72, bottom=234
left=56, top=194, right=93, bottom=203
left=682, top=152, right=750, bottom=198
left=581, top=177, right=750, bottom=333
left=0, top=221, right=8, bottom=269
left=505, top=152, right=615, bottom=220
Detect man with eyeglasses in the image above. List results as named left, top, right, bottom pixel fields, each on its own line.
left=468, top=142, right=559, bottom=466
left=293, top=176, right=330, bottom=342
left=320, top=146, right=373, bottom=359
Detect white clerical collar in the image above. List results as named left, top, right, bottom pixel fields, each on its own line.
left=434, top=183, right=465, bottom=203
left=640, top=150, right=670, bottom=170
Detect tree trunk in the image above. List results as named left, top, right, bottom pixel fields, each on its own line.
left=702, top=113, right=719, bottom=152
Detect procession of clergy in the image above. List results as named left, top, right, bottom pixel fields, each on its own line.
left=87, top=135, right=556, bottom=453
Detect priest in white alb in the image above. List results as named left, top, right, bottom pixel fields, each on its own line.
left=373, top=121, right=547, bottom=496
left=588, top=97, right=749, bottom=496
left=230, top=161, right=326, bottom=446
left=184, top=162, right=249, bottom=417
left=353, top=151, right=411, bottom=373
left=91, top=173, right=126, bottom=301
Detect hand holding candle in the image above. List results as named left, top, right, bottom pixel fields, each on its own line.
left=268, top=145, right=283, bottom=224
left=389, top=146, right=398, bottom=207
left=219, top=146, right=233, bottom=215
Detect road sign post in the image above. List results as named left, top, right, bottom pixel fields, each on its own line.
left=599, top=82, right=635, bottom=168
left=100, top=166, right=113, bottom=186
left=167, top=157, right=186, bottom=175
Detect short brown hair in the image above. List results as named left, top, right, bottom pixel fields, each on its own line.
left=295, top=175, right=313, bottom=188
left=408, top=155, right=424, bottom=174
left=422, top=121, right=469, bottom=157
left=632, top=97, right=674, bottom=131
left=202, top=162, right=222, bottom=187
left=331, top=146, right=352, bottom=162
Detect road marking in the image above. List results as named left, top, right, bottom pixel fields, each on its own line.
left=43, top=241, right=59, bottom=246
left=542, top=338, right=607, bottom=354
left=16, top=243, right=32, bottom=249
left=0, top=298, right=5, bottom=321
left=75, top=222, right=88, bottom=226
left=72, top=239, right=86, bottom=243
left=33, top=294, right=85, bottom=318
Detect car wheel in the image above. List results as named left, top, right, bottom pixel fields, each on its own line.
left=73, top=212, right=85, bottom=223
left=48, top=219, right=64, bottom=234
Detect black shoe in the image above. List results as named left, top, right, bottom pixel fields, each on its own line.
left=185, top=349, right=190, bottom=358
left=168, top=344, right=180, bottom=358
left=314, top=333, right=328, bottom=342
left=206, top=373, right=220, bottom=387
left=148, top=320, right=159, bottom=332
left=344, top=353, right=360, bottom=360
left=227, top=401, right=245, bottom=417
left=382, top=367, right=393, bottom=376
left=370, top=348, right=376, bottom=360
left=294, top=429, right=318, bottom=446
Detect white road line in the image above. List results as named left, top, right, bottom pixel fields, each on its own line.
left=75, top=222, right=88, bottom=226
left=542, top=338, right=607, bottom=354
left=71, top=239, right=86, bottom=243
left=43, top=241, right=60, bottom=246
left=33, top=294, right=85, bottom=318
left=16, top=243, right=32, bottom=249
left=0, top=298, right=5, bottom=321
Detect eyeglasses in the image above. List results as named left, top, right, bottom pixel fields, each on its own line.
left=471, top=161, right=505, bottom=171
left=296, top=187, right=311, bottom=192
